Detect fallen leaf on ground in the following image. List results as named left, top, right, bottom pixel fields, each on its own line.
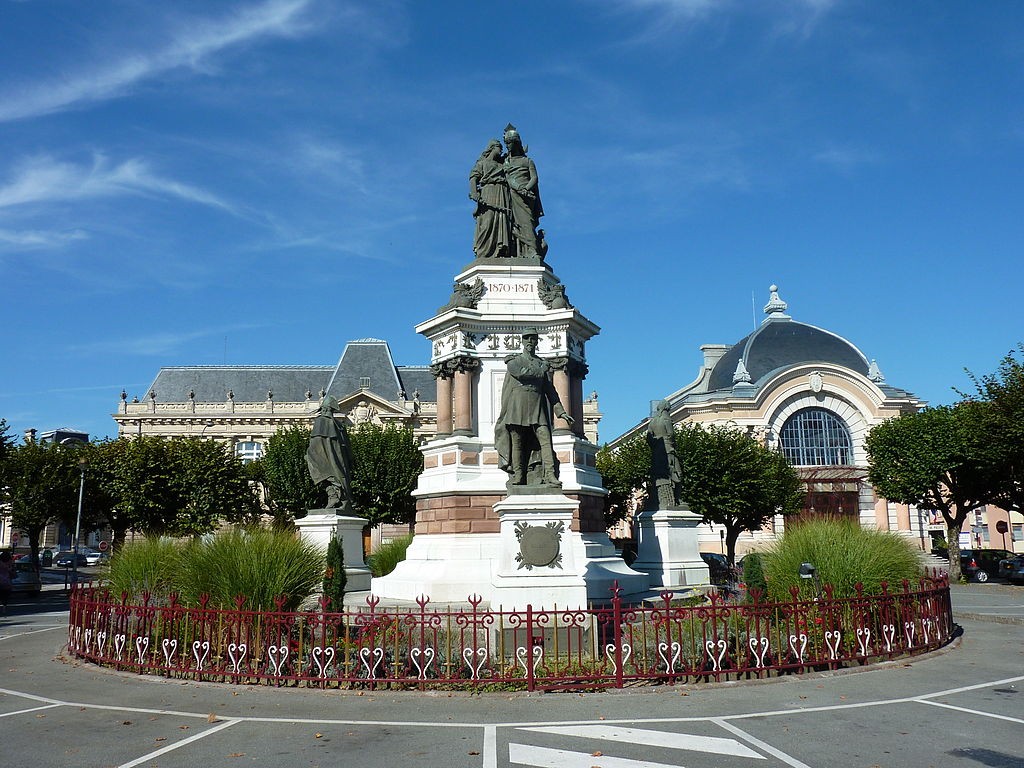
left=592, top=751, right=603, bottom=756
left=207, top=713, right=219, bottom=723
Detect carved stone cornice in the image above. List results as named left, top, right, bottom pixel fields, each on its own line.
left=453, top=355, right=481, bottom=374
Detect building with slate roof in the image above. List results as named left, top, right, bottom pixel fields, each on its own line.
left=609, top=285, right=940, bottom=555
left=113, top=339, right=440, bottom=458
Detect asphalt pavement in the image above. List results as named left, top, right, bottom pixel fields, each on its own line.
left=1, top=579, right=1022, bottom=768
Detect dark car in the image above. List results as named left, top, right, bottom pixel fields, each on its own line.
left=998, top=555, right=1024, bottom=584
left=958, top=549, right=1015, bottom=582
left=700, top=552, right=736, bottom=585
left=53, top=550, right=89, bottom=568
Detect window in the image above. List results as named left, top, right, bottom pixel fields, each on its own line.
left=779, top=408, right=853, bottom=466
left=359, top=377, right=371, bottom=389
left=235, top=441, right=263, bottom=464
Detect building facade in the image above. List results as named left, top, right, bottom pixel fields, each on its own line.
left=610, top=285, right=956, bottom=555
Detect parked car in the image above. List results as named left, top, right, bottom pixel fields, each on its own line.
left=700, top=552, right=736, bottom=585
left=53, top=550, right=89, bottom=568
left=80, top=548, right=107, bottom=566
left=998, top=555, right=1024, bottom=585
left=957, top=549, right=1015, bottom=582
left=12, top=560, right=42, bottom=595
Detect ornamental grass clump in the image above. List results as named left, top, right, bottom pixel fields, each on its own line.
left=107, top=537, right=184, bottom=598
left=368, top=533, right=413, bottom=578
left=762, top=518, right=921, bottom=600
left=176, top=527, right=324, bottom=611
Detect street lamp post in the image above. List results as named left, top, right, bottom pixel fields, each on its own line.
left=72, top=456, right=87, bottom=587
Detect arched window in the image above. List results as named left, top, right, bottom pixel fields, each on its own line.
left=779, top=408, right=853, bottom=466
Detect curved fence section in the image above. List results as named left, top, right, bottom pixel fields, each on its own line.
left=68, top=577, right=954, bottom=691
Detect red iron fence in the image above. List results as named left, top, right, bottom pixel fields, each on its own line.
left=68, top=577, right=953, bottom=692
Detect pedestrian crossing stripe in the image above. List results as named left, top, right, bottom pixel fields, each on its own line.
left=520, top=725, right=764, bottom=759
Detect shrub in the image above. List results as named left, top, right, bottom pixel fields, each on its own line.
left=741, top=551, right=767, bottom=594
left=368, top=534, right=413, bottom=578
left=176, top=527, right=324, bottom=611
left=762, top=518, right=922, bottom=600
left=323, top=536, right=346, bottom=610
left=107, top=537, right=184, bottom=598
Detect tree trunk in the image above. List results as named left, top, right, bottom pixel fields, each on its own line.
left=947, top=520, right=963, bottom=582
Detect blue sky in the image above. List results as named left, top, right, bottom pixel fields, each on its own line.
left=2, top=0, right=1022, bottom=445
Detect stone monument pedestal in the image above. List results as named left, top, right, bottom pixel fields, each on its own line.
left=295, top=510, right=372, bottom=593
left=631, top=506, right=710, bottom=588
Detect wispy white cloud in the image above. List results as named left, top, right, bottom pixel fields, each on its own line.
left=0, top=227, right=88, bottom=249
left=812, top=145, right=880, bottom=171
left=607, top=0, right=839, bottom=40
left=0, top=154, right=236, bottom=213
left=0, top=0, right=317, bottom=123
left=69, top=323, right=267, bottom=358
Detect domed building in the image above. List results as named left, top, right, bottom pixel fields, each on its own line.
left=611, top=285, right=933, bottom=554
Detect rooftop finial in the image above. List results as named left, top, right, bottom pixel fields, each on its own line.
left=763, top=283, right=789, bottom=318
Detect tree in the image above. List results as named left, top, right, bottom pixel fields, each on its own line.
left=348, top=423, right=422, bottom=527
left=257, top=426, right=318, bottom=527
left=866, top=402, right=998, bottom=581
left=676, top=424, right=803, bottom=564
left=595, top=435, right=651, bottom=527
left=0, top=418, right=15, bottom=464
left=964, top=343, right=1024, bottom=516
left=165, top=438, right=260, bottom=536
left=1, top=440, right=78, bottom=564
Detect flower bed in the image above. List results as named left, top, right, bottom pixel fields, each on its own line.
left=67, top=577, right=954, bottom=692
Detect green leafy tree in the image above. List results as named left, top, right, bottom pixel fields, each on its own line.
left=257, top=426, right=318, bottom=527
left=595, top=435, right=651, bottom=527
left=964, top=344, right=1024, bottom=516
left=0, top=418, right=15, bottom=464
left=676, top=423, right=803, bottom=564
left=866, top=402, right=998, bottom=581
left=166, top=438, right=260, bottom=536
left=1, top=441, right=78, bottom=564
left=348, top=423, right=422, bottom=527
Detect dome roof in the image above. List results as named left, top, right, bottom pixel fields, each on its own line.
left=706, top=286, right=871, bottom=392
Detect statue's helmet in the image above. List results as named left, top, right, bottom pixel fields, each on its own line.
left=521, top=326, right=540, bottom=339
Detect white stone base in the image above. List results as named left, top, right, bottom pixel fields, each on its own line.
left=371, top=495, right=650, bottom=610
left=632, top=506, right=711, bottom=588
left=295, top=510, right=371, bottom=593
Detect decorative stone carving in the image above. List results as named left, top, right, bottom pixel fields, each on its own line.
left=514, top=520, right=564, bottom=570
left=503, top=123, right=544, bottom=260
left=305, top=397, right=355, bottom=514
left=646, top=400, right=684, bottom=510
left=538, top=280, right=572, bottom=310
left=438, top=277, right=486, bottom=313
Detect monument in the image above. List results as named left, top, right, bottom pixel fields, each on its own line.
left=630, top=400, right=710, bottom=588
left=294, top=397, right=371, bottom=591
left=371, top=125, right=650, bottom=608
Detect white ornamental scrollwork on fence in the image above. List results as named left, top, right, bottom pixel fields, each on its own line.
left=515, top=646, right=542, bottom=677
left=161, top=638, right=178, bottom=666
left=903, top=621, right=915, bottom=645
left=463, top=647, right=487, bottom=680
left=658, top=642, right=681, bottom=674
left=267, top=645, right=290, bottom=676
left=922, top=618, right=934, bottom=644
left=113, top=633, right=126, bottom=661
left=96, top=630, right=107, bottom=655
left=748, top=636, right=770, bottom=667
left=788, top=633, right=807, bottom=664
left=824, top=630, right=842, bottom=660
left=604, top=643, right=631, bottom=675
left=84, top=628, right=93, bottom=653
left=705, top=639, right=728, bottom=672
left=228, top=643, right=247, bottom=674
left=856, top=627, right=871, bottom=656
left=311, top=646, right=336, bottom=678
left=411, top=647, right=436, bottom=680
left=134, top=636, right=150, bottom=664
left=192, top=640, right=211, bottom=671
left=881, top=623, right=896, bottom=652
left=359, top=647, right=384, bottom=680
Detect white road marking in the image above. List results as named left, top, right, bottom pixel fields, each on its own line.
left=916, top=699, right=1024, bottom=725
left=523, top=725, right=763, bottom=758
left=0, top=703, right=61, bottom=718
left=116, top=718, right=239, bottom=768
left=509, top=743, right=688, bottom=768
left=0, top=625, right=64, bottom=641
left=712, top=719, right=814, bottom=768
left=484, top=725, right=497, bottom=768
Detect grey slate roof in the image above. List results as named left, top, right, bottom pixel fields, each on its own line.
left=147, top=339, right=437, bottom=404
left=706, top=317, right=870, bottom=392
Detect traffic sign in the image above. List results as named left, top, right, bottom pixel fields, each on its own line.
left=98, top=540, right=109, bottom=552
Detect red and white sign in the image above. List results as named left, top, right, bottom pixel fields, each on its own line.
left=98, top=540, right=109, bottom=552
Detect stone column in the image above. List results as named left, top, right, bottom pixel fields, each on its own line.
left=453, top=356, right=479, bottom=436
left=569, top=361, right=588, bottom=438
left=431, top=362, right=454, bottom=436
left=550, top=358, right=572, bottom=434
